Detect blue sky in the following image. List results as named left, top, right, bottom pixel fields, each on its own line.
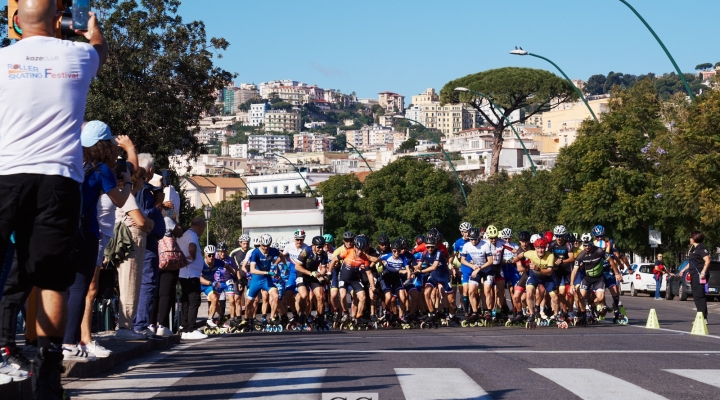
left=178, top=0, right=718, bottom=100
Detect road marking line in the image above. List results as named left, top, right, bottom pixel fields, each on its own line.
left=126, top=336, right=221, bottom=370
left=395, top=368, right=492, bottom=400
left=663, top=369, right=720, bottom=388
left=531, top=368, right=668, bottom=400
left=232, top=368, right=327, bottom=399
left=279, top=349, right=720, bottom=354
left=629, top=324, right=720, bottom=339
left=72, top=369, right=194, bottom=399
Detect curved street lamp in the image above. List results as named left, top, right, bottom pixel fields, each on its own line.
left=510, top=47, right=598, bottom=122
left=213, top=165, right=250, bottom=196
left=618, top=0, right=694, bottom=101
left=392, top=115, right=469, bottom=207
left=271, top=153, right=314, bottom=195
left=454, top=87, right=538, bottom=176
left=345, top=141, right=373, bottom=172
left=203, top=204, right=212, bottom=246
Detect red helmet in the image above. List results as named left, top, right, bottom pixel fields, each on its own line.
left=543, top=231, right=554, bottom=244
left=533, top=238, right=548, bottom=249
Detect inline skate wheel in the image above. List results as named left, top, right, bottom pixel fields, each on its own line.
left=505, top=320, right=513, bottom=327
left=461, top=320, right=469, bottom=328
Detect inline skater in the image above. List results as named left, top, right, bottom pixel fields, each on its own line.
left=570, top=233, right=606, bottom=326
left=508, top=231, right=533, bottom=325
left=328, top=231, right=356, bottom=324
left=460, top=227, right=486, bottom=322
left=294, top=236, right=329, bottom=328
left=416, top=235, right=454, bottom=325
left=215, top=242, right=240, bottom=326
left=283, top=230, right=311, bottom=324
left=333, top=235, right=374, bottom=325
left=500, top=228, right=520, bottom=312
left=592, top=225, right=625, bottom=322
left=453, top=222, right=472, bottom=315
left=472, top=225, right=508, bottom=324
left=200, top=246, right=233, bottom=330
left=230, top=234, right=251, bottom=322
left=547, top=226, right=575, bottom=324
left=516, top=238, right=556, bottom=329
left=242, top=234, right=285, bottom=330
left=379, top=240, right=411, bottom=323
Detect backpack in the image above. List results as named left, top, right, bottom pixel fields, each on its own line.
left=159, top=235, right=188, bottom=271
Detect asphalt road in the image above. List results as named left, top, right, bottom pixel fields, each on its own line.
left=65, top=293, right=720, bottom=400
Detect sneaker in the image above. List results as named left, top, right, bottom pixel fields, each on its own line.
left=147, top=324, right=157, bottom=334
left=206, top=319, right=217, bottom=328
left=0, top=360, right=29, bottom=382
left=180, top=330, right=207, bottom=340
left=156, top=326, right=172, bottom=337
left=61, top=345, right=97, bottom=362
left=0, top=373, right=11, bottom=385
left=1, top=346, right=32, bottom=375
left=84, top=341, right=112, bottom=358
left=112, top=328, right=146, bottom=341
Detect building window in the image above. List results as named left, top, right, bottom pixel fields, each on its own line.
left=263, top=187, right=267, bottom=194
left=273, top=186, right=278, bottom=194
left=547, top=120, right=551, bottom=129
left=296, top=185, right=301, bottom=192
left=283, top=185, right=289, bottom=193
left=254, top=188, right=258, bottom=195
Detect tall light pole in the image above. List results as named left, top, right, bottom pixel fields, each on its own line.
left=392, top=116, right=469, bottom=207
left=454, top=87, right=538, bottom=176
left=213, top=165, right=250, bottom=196
left=618, top=0, right=694, bottom=101
left=345, top=141, right=373, bottom=172
left=271, top=153, right=314, bottom=195
left=203, top=204, right=212, bottom=246
left=510, top=47, right=598, bottom=122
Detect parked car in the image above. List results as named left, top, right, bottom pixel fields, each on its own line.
left=622, top=263, right=667, bottom=297
left=673, top=260, right=720, bottom=301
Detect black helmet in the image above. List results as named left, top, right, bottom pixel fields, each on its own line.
left=518, top=230, right=531, bottom=242
left=377, top=234, right=390, bottom=245
left=390, top=240, right=401, bottom=250
left=467, top=228, right=480, bottom=240
left=565, top=232, right=576, bottom=243
left=342, top=231, right=356, bottom=241
left=427, top=228, right=442, bottom=241
left=216, top=242, right=228, bottom=251
left=415, top=235, right=426, bottom=245
left=425, top=235, right=438, bottom=246
left=311, top=236, right=325, bottom=246
left=354, top=235, right=369, bottom=250
left=398, top=236, right=409, bottom=249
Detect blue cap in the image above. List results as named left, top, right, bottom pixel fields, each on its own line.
left=81, top=121, right=116, bottom=147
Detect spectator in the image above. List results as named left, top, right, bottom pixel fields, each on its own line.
left=62, top=122, right=133, bottom=361
left=0, top=0, right=107, bottom=396
left=178, top=218, right=208, bottom=339
left=0, top=245, right=32, bottom=381
left=653, top=254, right=667, bottom=300
left=134, top=153, right=166, bottom=335
left=113, top=167, right=155, bottom=340
left=678, top=231, right=710, bottom=322
left=153, top=212, right=184, bottom=337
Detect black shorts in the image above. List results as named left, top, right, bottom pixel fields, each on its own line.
left=297, top=275, right=322, bottom=290
left=0, top=174, right=81, bottom=291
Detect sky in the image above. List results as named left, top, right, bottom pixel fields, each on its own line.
left=178, top=0, right=719, bottom=100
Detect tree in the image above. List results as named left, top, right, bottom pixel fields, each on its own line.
left=207, top=195, right=244, bottom=246
left=715, top=62, right=720, bottom=69
left=440, top=67, right=577, bottom=175
left=316, top=174, right=369, bottom=243
left=695, top=63, right=713, bottom=71
left=397, top=138, right=418, bottom=153
left=85, top=0, right=234, bottom=169
left=332, top=133, right=346, bottom=151
left=585, top=74, right=606, bottom=95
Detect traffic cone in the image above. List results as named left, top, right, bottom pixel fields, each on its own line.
left=646, top=308, right=660, bottom=329
left=691, top=312, right=709, bottom=335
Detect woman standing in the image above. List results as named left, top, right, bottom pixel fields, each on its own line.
left=678, top=231, right=710, bottom=322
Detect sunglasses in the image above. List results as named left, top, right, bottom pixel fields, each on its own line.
left=295, top=239, right=303, bottom=241
left=206, top=253, right=215, bottom=257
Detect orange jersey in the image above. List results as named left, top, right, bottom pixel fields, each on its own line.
left=339, top=248, right=370, bottom=268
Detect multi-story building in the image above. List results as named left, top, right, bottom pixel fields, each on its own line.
left=236, top=83, right=259, bottom=105
left=245, top=172, right=334, bottom=196
left=222, top=86, right=236, bottom=115
left=169, top=153, right=248, bottom=176
left=248, top=134, right=292, bottom=154
left=259, top=80, right=300, bottom=99
left=229, top=144, right=248, bottom=159
left=293, top=133, right=331, bottom=153
left=249, top=103, right=269, bottom=126
left=180, top=176, right=248, bottom=208
left=345, top=124, right=401, bottom=150
left=191, top=115, right=236, bottom=144
left=378, top=92, right=405, bottom=113
left=540, top=95, right=610, bottom=147
left=404, top=104, right=422, bottom=124
left=409, top=88, right=479, bottom=135
left=234, top=111, right=250, bottom=125
left=264, top=109, right=301, bottom=133
left=411, top=88, right=439, bottom=105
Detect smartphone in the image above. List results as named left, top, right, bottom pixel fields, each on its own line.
left=72, top=0, right=90, bottom=30
left=116, top=159, right=127, bottom=180
left=161, top=170, right=170, bottom=187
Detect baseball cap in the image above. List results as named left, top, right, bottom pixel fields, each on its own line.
left=81, top=121, right=116, bottom=147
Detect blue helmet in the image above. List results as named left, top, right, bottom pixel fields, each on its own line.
left=592, top=225, right=605, bottom=237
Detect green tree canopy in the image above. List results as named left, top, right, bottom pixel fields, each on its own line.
left=440, top=67, right=577, bottom=175
left=316, top=174, right=369, bottom=244
left=695, top=63, right=713, bottom=71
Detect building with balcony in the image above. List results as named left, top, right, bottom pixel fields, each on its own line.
left=540, top=95, right=610, bottom=147
left=249, top=103, right=270, bottom=126
left=293, top=133, right=331, bottom=152
left=264, top=110, right=301, bottom=133
left=248, top=134, right=292, bottom=154
left=378, top=92, right=405, bottom=113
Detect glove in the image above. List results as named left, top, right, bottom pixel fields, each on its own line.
left=267, top=270, right=276, bottom=277
left=311, top=271, right=317, bottom=277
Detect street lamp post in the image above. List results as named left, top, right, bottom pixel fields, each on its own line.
left=345, top=141, right=373, bottom=172
left=454, top=87, right=538, bottom=176
left=510, top=48, right=598, bottom=122
left=203, top=204, right=212, bottom=246
left=213, top=166, right=249, bottom=196
left=618, top=0, right=694, bottom=101
left=392, top=116, right=469, bottom=207
left=271, top=153, right=314, bottom=195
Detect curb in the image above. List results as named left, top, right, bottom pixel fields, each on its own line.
left=6, top=333, right=181, bottom=400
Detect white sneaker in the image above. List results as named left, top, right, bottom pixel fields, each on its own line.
left=62, top=345, right=97, bottom=362
left=181, top=330, right=207, bottom=340
left=0, top=360, right=29, bottom=382
left=147, top=324, right=157, bottom=334
left=112, top=328, right=146, bottom=341
left=206, top=319, right=217, bottom=328
left=156, top=325, right=172, bottom=337
left=84, top=341, right=112, bottom=358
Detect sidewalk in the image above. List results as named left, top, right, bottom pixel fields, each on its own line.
left=5, top=332, right=181, bottom=400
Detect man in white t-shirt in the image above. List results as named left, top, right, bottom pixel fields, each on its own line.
left=0, top=1, right=108, bottom=397
left=177, top=218, right=208, bottom=339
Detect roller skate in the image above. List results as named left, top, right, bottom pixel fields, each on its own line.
left=619, top=302, right=627, bottom=318
left=286, top=314, right=301, bottom=331
left=478, top=311, right=491, bottom=327
left=612, top=309, right=628, bottom=325
left=203, top=318, right=221, bottom=335
left=596, top=304, right=608, bottom=320
left=525, top=314, right=537, bottom=329
left=254, top=316, right=266, bottom=332
left=556, top=313, right=569, bottom=329
left=461, top=312, right=479, bottom=328
left=506, top=312, right=526, bottom=327
left=575, top=313, right=587, bottom=327
left=315, top=315, right=331, bottom=331
left=332, top=311, right=341, bottom=329
left=537, top=313, right=550, bottom=327
left=586, top=309, right=597, bottom=325
left=448, top=313, right=463, bottom=326
left=420, top=313, right=439, bottom=329
left=237, top=318, right=252, bottom=332
left=339, top=313, right=351, bottom=331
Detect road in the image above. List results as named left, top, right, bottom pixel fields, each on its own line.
left=64, top=293, right=720, bottom=400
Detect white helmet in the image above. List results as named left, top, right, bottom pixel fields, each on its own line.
left=293, top=229, right=306, bottom=239
left=530, top=234, right=541, bottom=244
left=238, top=234, right=250, bottom=243
left=204, top=245, right=216, bottom=254
left=500, top=228, right=513, bottom=240
left=260, top=234, right=273, bottom=246
left=253, top=237, right=261, bottom=246
left=553, top=225, right=567, bottom=236
left=482, top=232, right=489, bottom=240
left=278, top=240, right=289, bottom=251
left=580, top=233, right=593, bottom=244
left=459, top=222, right=472, bottom=232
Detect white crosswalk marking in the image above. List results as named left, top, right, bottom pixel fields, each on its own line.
left=663, top=369, right=720, bottom=388
left=531, top=368, right=668, bottom=400
left=232, top=368, right=327, bottom=399
left=395, top=368, right=492, bottom=400
left=73, top=369, right=194, bottom=399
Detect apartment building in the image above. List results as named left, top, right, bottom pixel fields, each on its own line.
left=378, top=92, right=405, bottom=113
left=264, top=109, right=301, bottom=133
left=408, top=88, right=479, bottom=135
left=229, top=144, right=248, bottom=159
left=540, top=96, right=610, bottom=147
left=248, top=134, right=292, bottom=153
left=249, top=103, right=270, bottom=126
left=293, top=133, right=331, bottom=152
